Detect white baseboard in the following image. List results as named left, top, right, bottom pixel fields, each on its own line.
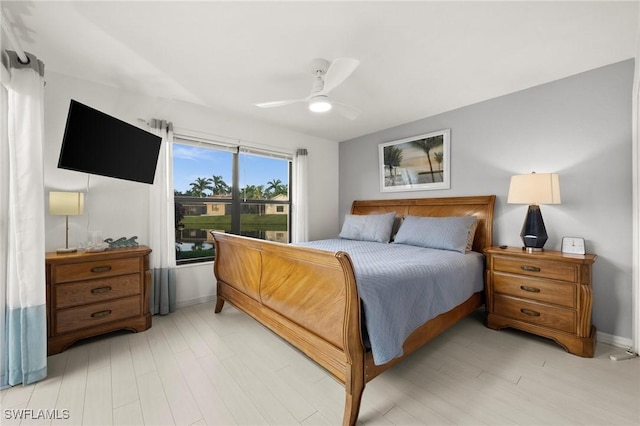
left=597, top=330, right=633, bottom=349
left=175, top=295, right=217, bottom=310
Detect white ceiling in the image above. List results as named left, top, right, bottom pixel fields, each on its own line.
left=2, top=1, right=638, bottom=142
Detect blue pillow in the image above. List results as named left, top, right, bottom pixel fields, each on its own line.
left=339, top=212, right=396, bottom=243
left=394, top=215, right=478, bottom=253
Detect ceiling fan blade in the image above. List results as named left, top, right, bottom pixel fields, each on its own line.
left=332, top=101, right=360, bottom=120
left=255, top=98, right=306, bottom=108
left=321, top=58, right=360, bottom=94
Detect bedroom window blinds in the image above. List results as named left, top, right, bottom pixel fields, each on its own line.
left=172, top=135, right=292, bottom=264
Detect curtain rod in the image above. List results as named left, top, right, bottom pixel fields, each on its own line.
left=173, top=126, right=295, bottom=157
left=1, top=14, right=29, bottom=64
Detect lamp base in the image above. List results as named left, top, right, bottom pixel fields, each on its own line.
left=56, top=247, right=78, bottom=254
left=521, top=205, right=548, bottom=252
left=523, top=246, right=544, bottom=253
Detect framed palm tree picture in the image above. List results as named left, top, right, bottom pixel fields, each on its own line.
left=379, top=129, right=450, bottom=192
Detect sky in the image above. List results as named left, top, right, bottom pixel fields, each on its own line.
left=172, top=143, right=289, bottom=194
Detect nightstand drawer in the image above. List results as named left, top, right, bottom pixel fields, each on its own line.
left=55, top=274, right=141, bottom=309
left=493, top=273, right=575, bottom=308
left=493, top=294, right=575, bottom=333
left=493, top=256, right=576, bottom=282
left=53, top=257, right=140, bottom=283
left=55, top=295, right=141, bottom=334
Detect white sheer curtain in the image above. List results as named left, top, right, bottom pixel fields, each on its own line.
left=632, top=19, right=640, bottom=355
left=1, top=51, right=47, bottom=388
left=148, top=119, right=177, bottom=315
left=292, top=148, right=309, bottom=243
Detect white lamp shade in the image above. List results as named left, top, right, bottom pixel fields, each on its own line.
left=49, top=191, right=84, bottom=215
left=507, top=173, right=561, bottom=205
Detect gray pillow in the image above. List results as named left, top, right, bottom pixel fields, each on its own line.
left=394, top=215, right=478, bottom=253
left=339, top=212, right=396, bottom=243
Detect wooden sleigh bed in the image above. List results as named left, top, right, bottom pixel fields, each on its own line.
left=212, top=195, right=495, bottom=425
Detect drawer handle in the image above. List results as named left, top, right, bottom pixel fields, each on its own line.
left=521, top=265, right=541, bottom=272
left=520, top=285, right=541, bottom=293
left=520, top=308, right=541, bottom=317
left=91, top=266, right=112, bottom=273
left=91, top=286, right=112, bottom=294
left=91, top=310, right=112, bottom=318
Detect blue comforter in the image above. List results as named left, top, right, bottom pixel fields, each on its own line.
left=295, top=239, right=485, bottom=365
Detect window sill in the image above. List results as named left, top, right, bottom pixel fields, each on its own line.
left=176, top=258, right=214, bottom=268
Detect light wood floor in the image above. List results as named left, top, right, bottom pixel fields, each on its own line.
left=2, top=302, right=639, bottom=425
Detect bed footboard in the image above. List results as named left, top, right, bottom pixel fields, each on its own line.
left=212, top=232, right=365, bottom=425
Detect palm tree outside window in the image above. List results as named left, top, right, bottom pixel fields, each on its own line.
left=173, top=138, right=292, bottom=264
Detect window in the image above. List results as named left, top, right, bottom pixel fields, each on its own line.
left=173, top=137, right=292, bottom=264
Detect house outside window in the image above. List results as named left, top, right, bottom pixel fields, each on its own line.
left=173, top=138, right=292, bottom=264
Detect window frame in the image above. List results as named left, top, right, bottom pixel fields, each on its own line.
left=173, top=135, right=293, bottom=265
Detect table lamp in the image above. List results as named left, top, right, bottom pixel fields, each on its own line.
left=507, top=172, right=560, bottom=253
left=49, top=191, right=84, bottom=253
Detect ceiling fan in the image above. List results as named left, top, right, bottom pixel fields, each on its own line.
left=255, top=57, right=361, bottom=120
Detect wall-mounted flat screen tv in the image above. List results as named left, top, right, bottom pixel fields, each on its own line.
left=58, top=100, right=162, bottom=184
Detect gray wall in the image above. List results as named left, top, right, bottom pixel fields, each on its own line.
left=339, top=59, right=633, bottom=341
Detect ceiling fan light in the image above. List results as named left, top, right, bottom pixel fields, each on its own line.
left=309, top=96, right=332, bottom=113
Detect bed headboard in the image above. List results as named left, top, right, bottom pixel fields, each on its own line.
left=350, top=195, right=496, bottom=253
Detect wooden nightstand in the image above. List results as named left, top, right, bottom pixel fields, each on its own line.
left=45, top=246, right=152, bottom=355
left=484, top=246, right=597, bottom=357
